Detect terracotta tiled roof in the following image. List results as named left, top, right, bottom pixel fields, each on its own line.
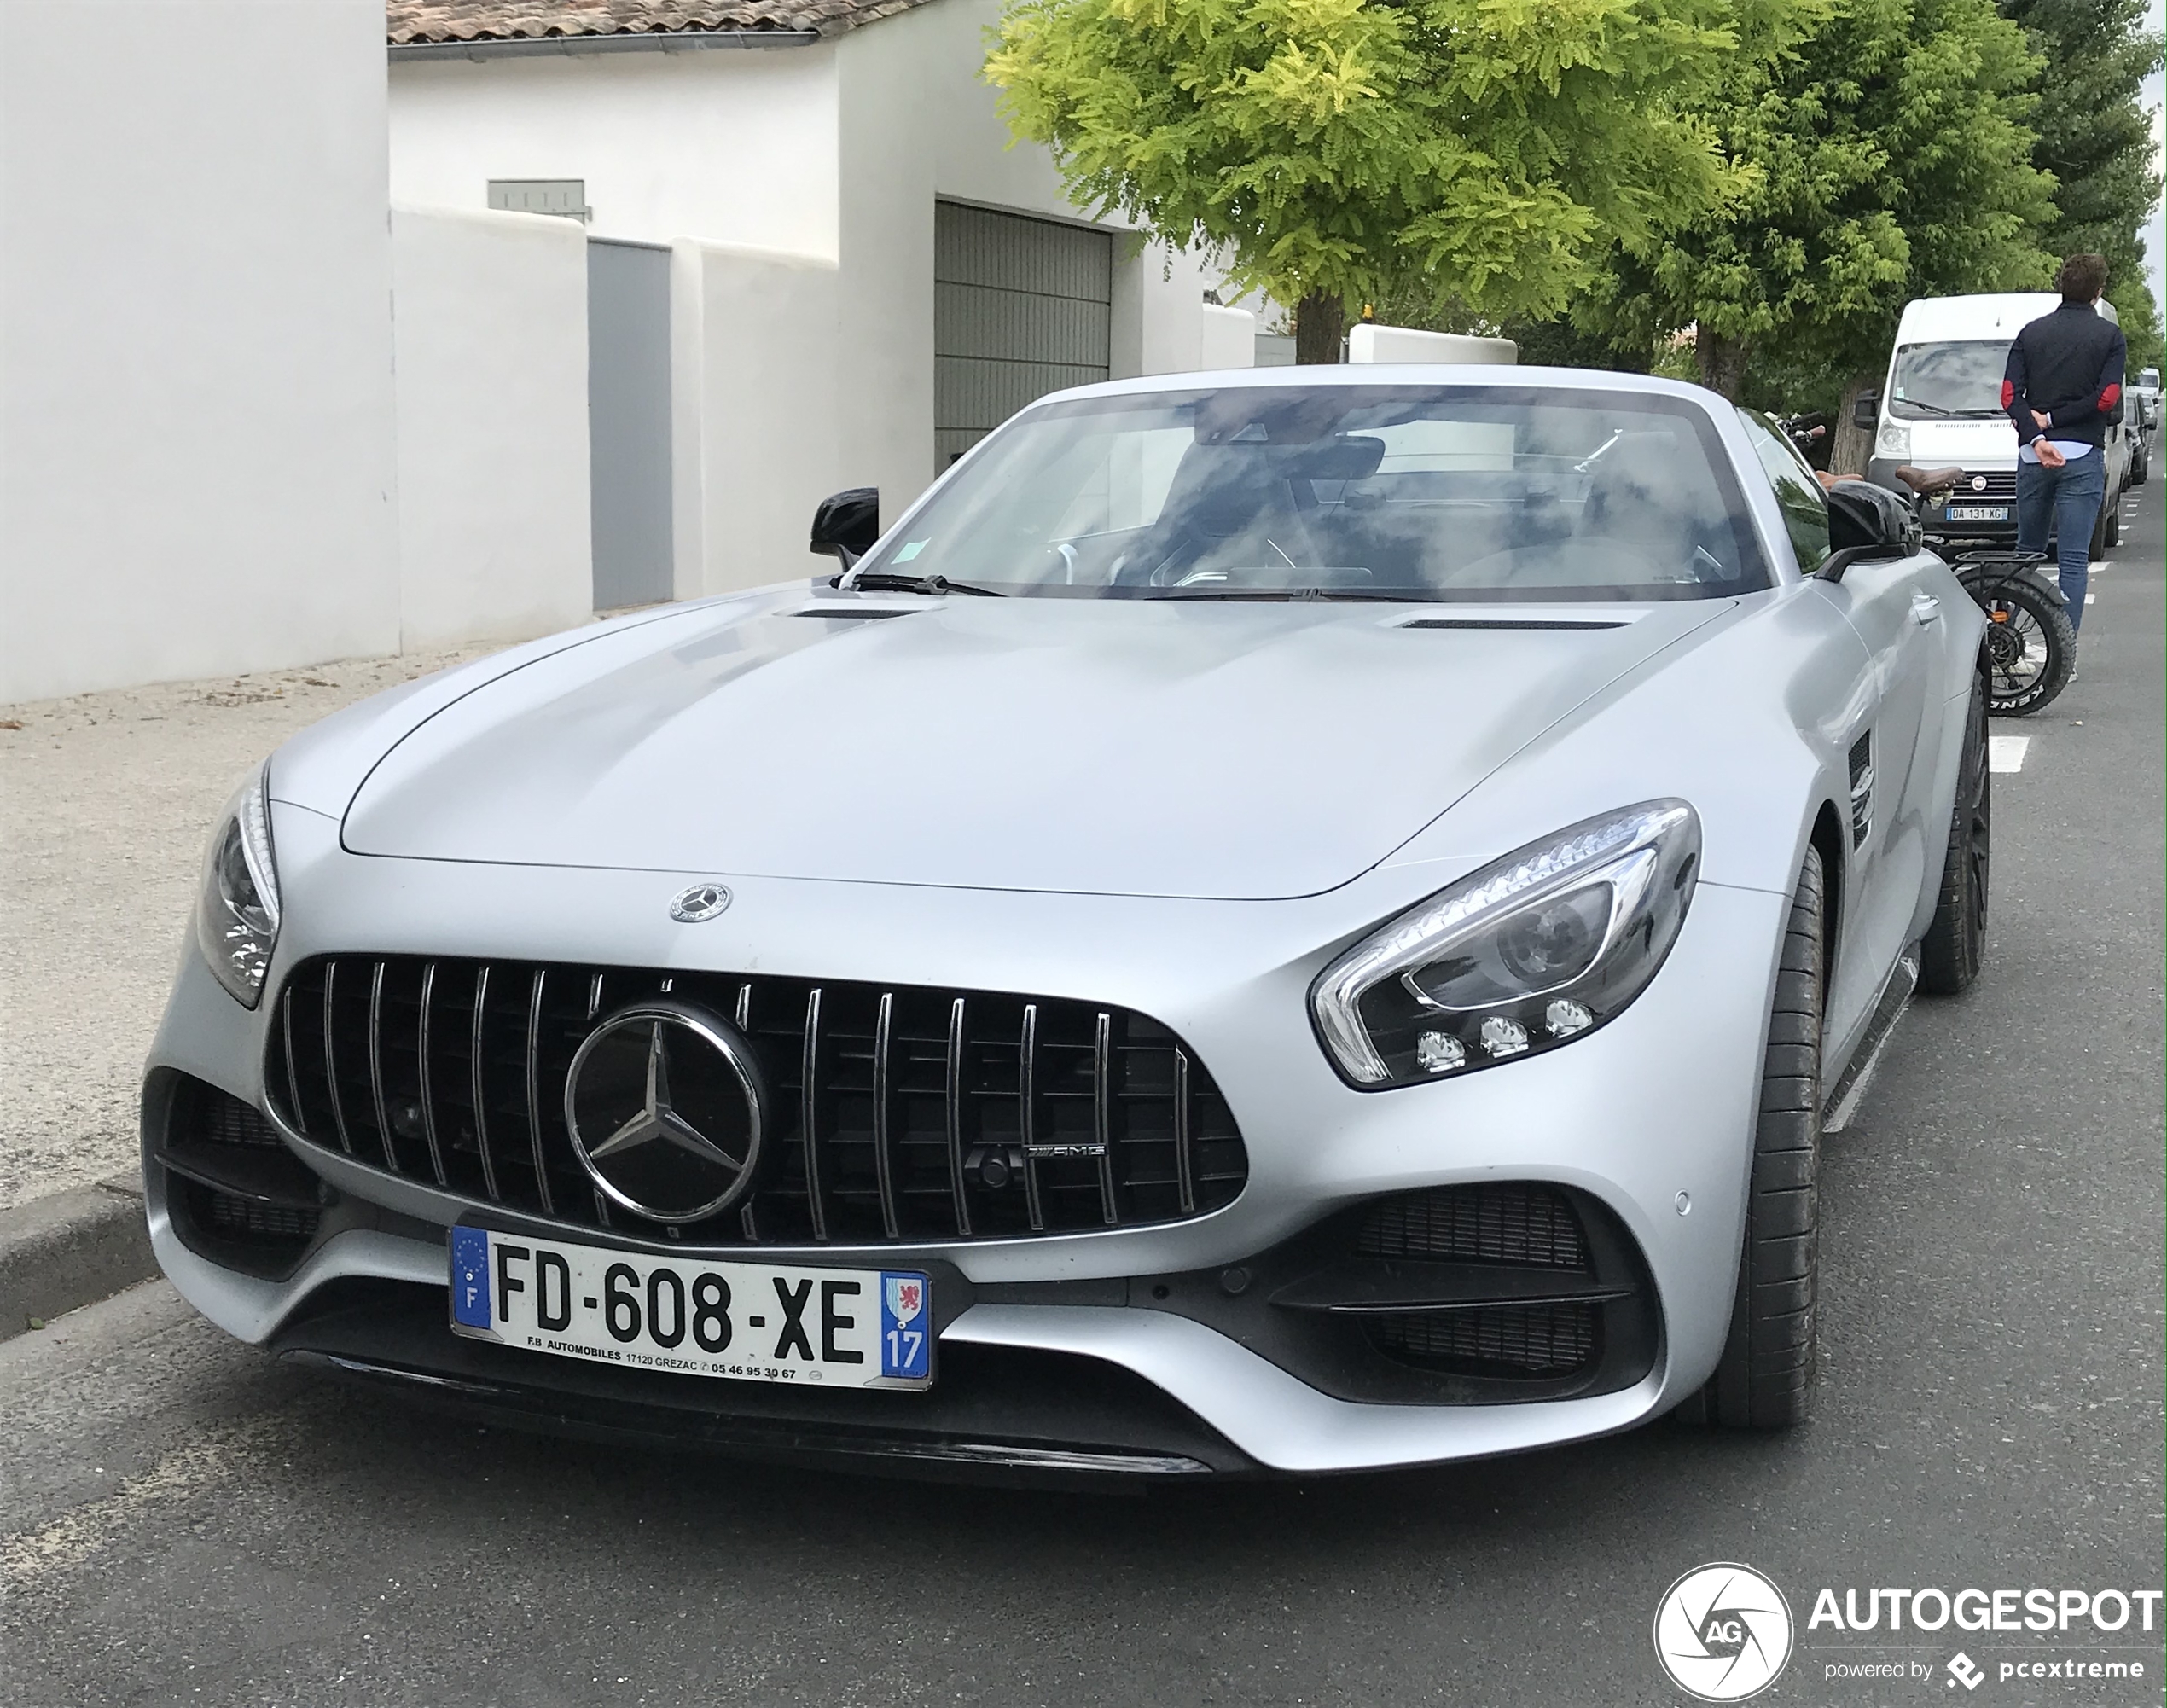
left=387, top=0, right=931, bottom=44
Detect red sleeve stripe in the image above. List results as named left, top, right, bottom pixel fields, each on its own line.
left=2100, top=382, right=2122, bottom=410
left=2001, top=380, right=2014, bottom=408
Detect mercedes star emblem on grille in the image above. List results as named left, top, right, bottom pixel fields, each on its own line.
left=668, top=883, right=732, bottom=922
left=564, top=1003, right=767, bottom=1223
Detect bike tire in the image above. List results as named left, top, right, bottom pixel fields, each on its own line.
left=1982, top=578, right=2076, bottom=717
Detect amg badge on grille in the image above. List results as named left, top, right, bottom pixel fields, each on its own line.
left=563, top=1003, right=767, bottom=1223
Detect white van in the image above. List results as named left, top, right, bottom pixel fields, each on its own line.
left=1861, top=292, right=2129, bottom=552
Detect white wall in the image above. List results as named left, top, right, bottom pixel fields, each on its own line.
left=1200, top=303, right=1260, bottom=370
left=0, top=0, right=401, bottom=702
left=384, top=5, right=1225, bottom=600
left=1348, top=324, right=1519, bottom=365
left=671, top=242, right=839, bottom=597
left=388, top=48, right=840, bottom=258
left=391, top=206, right=595, bottom=649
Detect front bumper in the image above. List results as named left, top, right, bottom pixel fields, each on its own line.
left=144, top=811, right=1792, bottom=1475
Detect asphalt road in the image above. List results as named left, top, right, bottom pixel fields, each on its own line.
left=3, top=486, right=2160, bottom=1708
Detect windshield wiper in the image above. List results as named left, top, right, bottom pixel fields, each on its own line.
left=844, top=572, right=1005, bottom=597
left=1896, top=399, right=1963, bottom=417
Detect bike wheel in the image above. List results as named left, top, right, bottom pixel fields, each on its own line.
left=1981, top=579, right=2075, bottom=716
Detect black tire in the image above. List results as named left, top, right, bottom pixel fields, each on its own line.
left=1980, top=577, right=2075, bottom=717
left=2089, top=490, right=2111, bottom=557
left=2104, top=497, right=2121, bottom=549
left=1677, top=846, right=1824, bottom=1429
left=1919, top=661, right=1990, bottom=995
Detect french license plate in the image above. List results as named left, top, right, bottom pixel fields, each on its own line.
left=448, top=1226, right=932, bottom=1390
left=1947, top=505, right=2009, bottom=522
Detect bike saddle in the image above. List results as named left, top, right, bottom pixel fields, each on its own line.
left=1893, top=464, right=1968, bottom=493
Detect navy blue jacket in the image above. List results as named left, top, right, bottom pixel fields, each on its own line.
left=2001, top=302, right=2126, bottom=450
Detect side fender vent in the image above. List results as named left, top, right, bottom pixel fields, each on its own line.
left=1848, top=732, right=1874, bottom=847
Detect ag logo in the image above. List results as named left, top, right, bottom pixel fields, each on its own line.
left=1653, top=1562, right=1794, bottom=1701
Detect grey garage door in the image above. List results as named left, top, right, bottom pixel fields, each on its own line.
left=934, top=202, right=1112, bottom=473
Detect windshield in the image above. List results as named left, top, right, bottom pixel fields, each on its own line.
left=1889, top=340, right=2012, bottom=419
left=853, top=386, right=1769, bottom=601
left=2141, top=369, right=2160, bottom=390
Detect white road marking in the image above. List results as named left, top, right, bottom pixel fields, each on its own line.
left=2086, top=593, right=2096, bottom=604
left=1989, top=735, right=2030, bottom=774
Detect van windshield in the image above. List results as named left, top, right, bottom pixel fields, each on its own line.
left=851, top=386, right=1769, bottom=602
left=1889, top=340, right=2012, bottom=419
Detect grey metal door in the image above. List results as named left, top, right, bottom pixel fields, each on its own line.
left=935, top=202, right=1112, bottom=473
left=587, top=238, right=674, bottom=610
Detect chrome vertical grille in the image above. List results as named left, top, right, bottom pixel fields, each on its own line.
left=267, top=956, right=1248, bottom=1246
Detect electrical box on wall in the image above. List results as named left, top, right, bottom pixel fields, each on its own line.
left=487, top=180, right=591, bottom=223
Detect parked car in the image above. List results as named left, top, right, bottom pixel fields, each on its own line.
left=148, top=368, right=1989, bottom=1478
left=2133, top=365, right=2161, bottom=430
left=1858, top=292, right=2131, bottom=549
left=2130, top=365, right=2160, bottom=485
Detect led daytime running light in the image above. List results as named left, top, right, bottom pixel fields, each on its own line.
left=1312, top=800, right=1699, bottom=1088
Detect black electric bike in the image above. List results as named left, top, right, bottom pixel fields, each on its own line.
left=1769, top=416, right=2075, bottom=717
left=1888, top=463, right=2075, bottom=717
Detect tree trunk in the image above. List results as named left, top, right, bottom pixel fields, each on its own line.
left=1295, top=291, right=1347, bottom=364
left=1695, top=328, right=1750, bottom=399
left=1829, top=369, right=1879, bottom=478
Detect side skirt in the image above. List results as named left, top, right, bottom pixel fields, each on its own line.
left=1821, top=945, right=1920, bottom=1135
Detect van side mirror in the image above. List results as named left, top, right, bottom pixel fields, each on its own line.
left=1850, top=391, right=1880, bottom=432
left=1820, top=481, right=1916, bottom=578
left=810, top=488, right=879, bottom=568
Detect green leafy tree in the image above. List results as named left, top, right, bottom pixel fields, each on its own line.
left=2000, top=0, right=2164, bottom=367
left=985, top=0, right=1763, bottom=361
left=1589, top=0, right=2055, bottom=424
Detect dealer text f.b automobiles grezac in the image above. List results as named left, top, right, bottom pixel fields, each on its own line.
left=1807, top=1588, right=2164, bottom=1633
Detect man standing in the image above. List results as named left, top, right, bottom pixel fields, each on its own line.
left=2001, top=253, right=2127, bottom=632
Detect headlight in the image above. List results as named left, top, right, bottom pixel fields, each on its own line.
left=1311, top=800, right=1700, bottom=1088
left=1875, top=418, right=1911, bottom=459
left=196, top=764, right=281, bottom=1007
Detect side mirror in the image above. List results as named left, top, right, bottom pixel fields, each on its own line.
left=1850, top=391, right=1881, bottom=432
left=810, top=488, right=879, bottom=569
left=1820, top=480, right=1917, bottom=578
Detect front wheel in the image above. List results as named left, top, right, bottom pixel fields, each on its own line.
left=1675, top=846, right=1824, bottom=1429
left=1979, top=577, right=2075, bottom=716
left=2104, top=498, right=2122, bottom=549
left=1920, top=660, right=1990, bottom=995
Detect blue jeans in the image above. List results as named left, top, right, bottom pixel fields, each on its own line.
left=2015, top=452, right=2105, bottom=631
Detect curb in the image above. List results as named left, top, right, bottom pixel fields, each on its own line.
left=0, top=1174, right=156, bottom=1341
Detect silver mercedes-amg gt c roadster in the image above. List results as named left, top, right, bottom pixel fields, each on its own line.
left=147, top=367, right=1991, bottom=1478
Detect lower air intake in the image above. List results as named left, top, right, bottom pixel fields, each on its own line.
left=1356, top=1182, right=1589, bottom=1269
left=159, top=1076, right=327, bottom=1274
left=1368, top=1301, right=1601, bottom=1379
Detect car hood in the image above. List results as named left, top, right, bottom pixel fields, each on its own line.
left=340, top=595, right=1732, bottom=900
